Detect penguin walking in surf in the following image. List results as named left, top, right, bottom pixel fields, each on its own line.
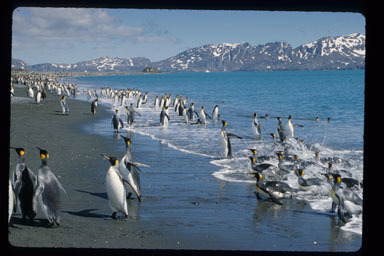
left=34, top=147, right=69, bottom=227
left=112, top=109, right=124, bottom=133
left=91, top=97, right=98, bottom=115
left=101, top=155, right=129, bottom=219
left=10, top=147, right=37, bottom=223
left=220, top=120, right=242, bottom=159
left=286, top=115, right=303, bottom=139
left=252, top=113, right=262, bottom=140
left=187, top=103, right=199, bottom=121
left=119, top=136, right=142, bottom=202
left=160, top=106, right=170, bottom=126
left=212, top=105, right=220, bottom=122
left=276, top=117, right=286, bottom=143
left=60, top=96, right=69, bottom=115
left=200, top=106, right=211, bottom=125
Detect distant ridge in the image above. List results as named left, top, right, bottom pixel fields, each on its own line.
left=12, top=33, right=365, bottom=72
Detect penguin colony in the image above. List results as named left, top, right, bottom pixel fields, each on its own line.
left=10, top=72, right=362, bottom=227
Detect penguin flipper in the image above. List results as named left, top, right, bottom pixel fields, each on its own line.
left=227, top=133, right=242, bottom=139
left=119, top=119, right=124, bottom=128
left=267, top=191, right=283, bottom=205
left=122, top=178, right=141, bottom=202
left=205, top=112, right=212, bottom=119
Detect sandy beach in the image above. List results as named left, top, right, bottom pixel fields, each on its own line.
left=8, top=83, right=362, bottom=252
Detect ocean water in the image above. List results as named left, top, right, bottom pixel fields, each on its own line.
left=69, top=70, right=364, bottom=236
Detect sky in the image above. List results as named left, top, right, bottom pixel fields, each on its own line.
left=11, top=7, right=365, bottom=65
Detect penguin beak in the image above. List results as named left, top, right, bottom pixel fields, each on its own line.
left=101, top=154, right=110, bottom=161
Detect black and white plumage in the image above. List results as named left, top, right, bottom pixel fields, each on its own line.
left=118, top=136, right=142, bottom=202
left=199, top=106, right=211, bottom=124
left=10, top=147, right=37, bottom=223
left=253, top=172, right=293, bottom=205
left=91, top=98, right=98, bottom=115
left=60, top=96, right=69, bottom=115
left=252, top=113, right=262, bottom=140
left=330, top=174, right=362, bottom=216
left=212, top=105, right=220, bottom=122
left=34, top=147, right=69, bottom=226
left=112, top=109, right=124, bottom=133
left=276, top=117, right=286, bottom=143
left=219, top=120, right=242, bottom=159
left=160, top=106, right=170, bottom=126
left=294, top=169, right=322, bottom=191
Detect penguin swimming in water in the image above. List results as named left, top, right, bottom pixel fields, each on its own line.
left=219, top=120, right=242, bottom=159
left=34, top=147, right=69, bottom=227
left=112, top=109, right=124, bottom=133
left=91, top=98, right=98, bottom=115
left=212, top=105, right=220, bottom=122
left=10, top=147, right=37, bottom=223
left=118, top=136, right=142, bottom=202
left=60, top=96, right=69, bottom=115
left=252, top=113, right=262, bottom=140
left=102, top=155, right=129, bottom=219
left=160, top=106, right=170, bottom=126
left=294, top=169, right=322, bottom=191
left=252, top=172, right=293, bottom=205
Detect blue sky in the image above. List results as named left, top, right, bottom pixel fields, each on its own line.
left=12, top=8, right=365, bottom=65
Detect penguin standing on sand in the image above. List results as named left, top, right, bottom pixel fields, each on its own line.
left=10, top=147, right=37, bottom=223
left=101, top=155, right=129, bottom=219
left=160, top=106, right=170, bottom=126
left=212, top=105, right=220, bottom=122
left=252, top=113, right=262, bottom=140
left=112, top=109, right=124, bottom=133
left=220, top=120, right=242, bottom=159
left=119, top=136, right=142, bottom=201
left=60, top=96, right=69, bottom=115
left=91, top=98, right=98, bottom=115
left=27, top=85, right=34, bottom=99
left=34, top=147, right=69, bottom=227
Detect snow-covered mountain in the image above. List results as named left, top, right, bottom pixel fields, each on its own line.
left=152, top=33, right=365, bottom=72
left=12, top=33, right=365, bottom=72
left=25, top=57, right=151, bottom=73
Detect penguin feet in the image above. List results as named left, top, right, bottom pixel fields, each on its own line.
left=111, top=212, right=117, bottom=220
left=126, top=192, right=133, bottom=200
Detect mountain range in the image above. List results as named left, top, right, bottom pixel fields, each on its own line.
left=11, top=33, right=365, bottom=73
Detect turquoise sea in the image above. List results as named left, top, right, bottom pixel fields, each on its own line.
left=69, top=70, right=364, bottom=248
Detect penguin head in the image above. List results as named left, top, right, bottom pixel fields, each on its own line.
left=253, top=112, right=258, bottom=118
left=254, top=172, right=262, bottom=182
left=115, top=109, right=119, bottom=113
left=221, top=120, right=227, bottom=128
left=328, top=162, right=333, bottom=169
left=61, top=96, right=65, bottom=100
left=276, top=117, right=282, bottom=121
left=275, top=151, right=284, bottom=160
left=314, top=151, right=320, bottom=158
left=288, top=115, right=292, bottom=120
left=11, top=147, right=25, bottom=157
left=294, top=169, right=304, bottom=177
left=269, top=133, right=276, bottom=138
left=37, top=147, right=49, bottom=160
left=248, top=149, right=258, bottom=156
left=120, top=135, right=131, bottom=146
left=248, top=156, right=256, bottom=164
left=294, top=155, right=299, bottom=161
left=201, top=106, right=205, bottom=110
left=332, top=174, right=342, bottom=184
left=321, top=173, right=333, bottom=182
left=101, top=155, right=119, bottom=166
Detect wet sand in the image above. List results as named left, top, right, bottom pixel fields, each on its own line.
left=8, top=84, right=362, bottom=252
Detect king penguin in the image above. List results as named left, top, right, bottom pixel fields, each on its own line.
left=220, top=120, right=242, bottom=159
left=160, top=106, right=170, bottom=126
left=200, top=106, right=211, bottom=124
left=252, top=113, right=262, bottom=140
left=253, top=172, right=293, bottom=205
left=34, top=147, right=69, bottom=226
left=287, top=115, right=294, bottom=138
left=10, top=147, right=37, bottom=223
left=212, top=105, right=220, bottom=122
left=276, top=117, right=286, bottom=143
left=329, top=174, right=362, bottom=214
left=91, top=98, right=98, bottom=115
left=102, top=155, right=129, bottom=219
left=9, top=179, right=16, bottom=223
left=112, top=109, right=124, bottom=133
left=60, top=96, right=69, bottom=115
left=119, top=136, right=142, bottom=202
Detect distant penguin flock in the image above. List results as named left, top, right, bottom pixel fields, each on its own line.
left=10, top=72, right=362, bottom=227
